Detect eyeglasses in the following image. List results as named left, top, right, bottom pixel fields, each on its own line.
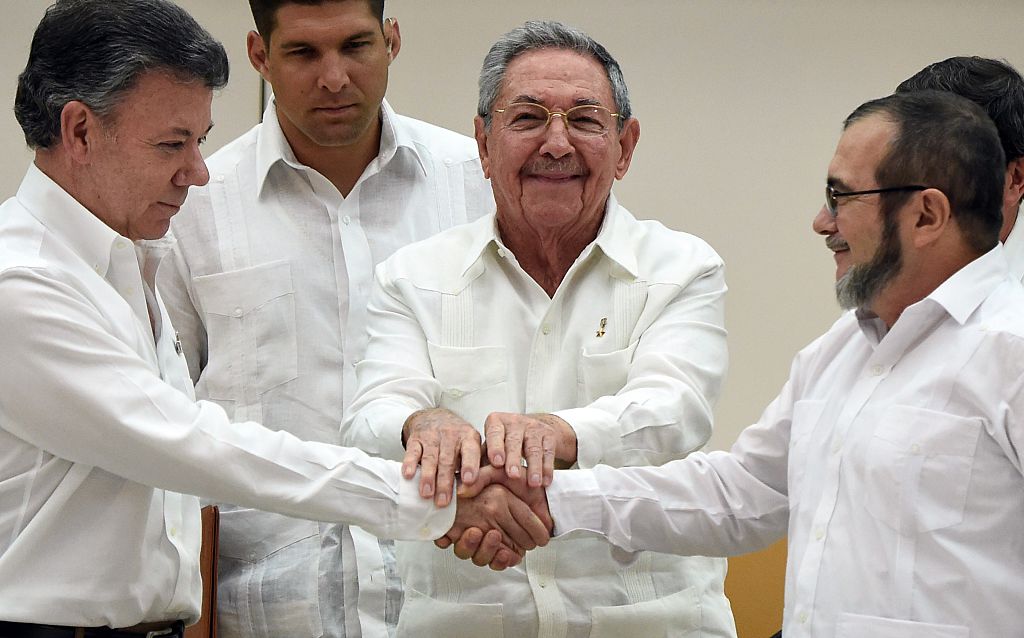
left=825, top=184, right=929, bottom=217
left=493, top=102, right=620, bottom=136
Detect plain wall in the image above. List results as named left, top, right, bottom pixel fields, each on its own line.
left=2, top=1, right=1023, bottom=451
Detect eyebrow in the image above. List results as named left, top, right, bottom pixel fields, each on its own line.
left=827, top=176, right=852, bottom=191
left=508, top=94, right=608, bottom=108
left=168, top=123, right=214, bottom=138
left=278, top=29, right=378, bottom=50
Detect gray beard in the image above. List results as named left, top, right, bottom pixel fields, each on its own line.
left=835, top=217, right=902, bottom=311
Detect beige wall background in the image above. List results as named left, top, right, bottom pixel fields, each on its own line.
left=2, top=1, right=1022, bottom=451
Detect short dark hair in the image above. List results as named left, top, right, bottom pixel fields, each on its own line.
left=896, top=56, right=1024, bottom=165
left=845, top=90, right=1005, bottom=253
left=477, top=20, right=631, bottom=130
left=15, top=0, right=229, bottom=150
left=249, top=0, right=385, bottom=40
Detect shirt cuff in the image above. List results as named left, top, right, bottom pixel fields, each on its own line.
left=395, top=469, right=456, bottom=541
left=552, top=407, right=622, bottom=468
left=547, top=469, right=605, bottom=537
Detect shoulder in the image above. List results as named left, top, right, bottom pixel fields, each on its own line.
left=377, top=214, right=492, bottom=287
left=392, top=113, right=481, bottom=164
left=615, top=206, right=724, bottom=282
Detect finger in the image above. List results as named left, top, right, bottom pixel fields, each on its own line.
left=401, top=439, right=423, bottom=480
left=492, top=491, right=539, bottom=551
left=483, top=413, right=507, bottom=468
left=418, top=439, right=439, bottom=500
left=471, top=528, right=505, bottom=567
left=523, top=427, right=545, bottom=487
left=434, top=536, right=453, bottom=550
left=541, top=431, right=557, bottom=488
left=504, top=420, right=526, bottom=479
left=507, top=490, right=551, bottom=547
left=459, top=432, right=482, bottom=486
left=490, top=546, right=522, bottom=571
left=434, top=429, right=465, bottom=507
left=453, top=527, right=484, bottom=561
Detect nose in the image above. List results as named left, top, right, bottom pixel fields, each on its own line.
left=174, top=142, right=210, bottom=188
left=539, top=114, right=573, bottom=158
left=318, top=52, right=350, bottom=93
left=812, top=205, right=836, bottom=236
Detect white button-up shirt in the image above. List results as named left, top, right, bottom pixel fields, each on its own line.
left=1001, top=207, right=1024, bottom=280
left=344, top=198, right=736, bottom=638
left=549, top=246, right=1024, bottom=638
left=158, top=99, right=492, bottom=638
left=0, top=165, right=454, bottom=628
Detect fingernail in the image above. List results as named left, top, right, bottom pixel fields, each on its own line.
left=508, top=465, right=520, bottom=478
left=530, top=473, right=541, bottom=486
left=494, top=454, right=504, bottom=466
left=463, top=470, right=475, bottom=483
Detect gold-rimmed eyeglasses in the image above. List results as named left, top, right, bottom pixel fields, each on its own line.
left=493, top=102, right=620, bottom=136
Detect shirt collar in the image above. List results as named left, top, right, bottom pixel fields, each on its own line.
left=254, top=97, right=426, bottom=197
left=16, top=163, right=142, bottom=279
left=926, top=243, right=1010, bottom=325
left=1000, top=205, right=1024, bottom=280
left=460, top=193, right=640, bottom=279
left=857, top=244, right=1011, bottom=341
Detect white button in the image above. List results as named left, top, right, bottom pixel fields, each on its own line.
left=115, top=241, right=128, bottom=250
left=910, top=443, right=921, bottom=454
left=444, top=158, right=454, bottom=166
left=233, top=307, right=243, bottom=317
left=342, top=215, right=352, bottom=225
left=799, top=611, right=809, bottom=624
left=93, top=264, right=101, bottom=272
left=814, top=527, right=824, bottom=541
left=541, top=324, right=552, bottom=335
left=497, top=248, right=506, bottom=258
left=870, top=365, right=884, bottom=376
left=170, top=527, right=178, bottom=537
left=419, top=526, right=432, bottom=538
left=831, top=438, right=842, bottom=454
left=448, top=389, right=465, bottom=398
left=248, top=551, right=257, bottom=561
left=215, top=175, right=225, bottom=183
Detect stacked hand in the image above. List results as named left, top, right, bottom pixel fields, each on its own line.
left=401, top=408, right=570, bottom=569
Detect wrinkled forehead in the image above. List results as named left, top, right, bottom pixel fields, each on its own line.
left=500, top=48, right=615, bottom=107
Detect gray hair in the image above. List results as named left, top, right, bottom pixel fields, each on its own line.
left=477, top=20, right=631, bottom=129
left=15, top=0, right=229, bottom=149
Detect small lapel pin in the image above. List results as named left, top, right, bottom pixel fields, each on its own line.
left=596, top=317, right=607, bottom=338
left=173, top=332, right=183, bottom=355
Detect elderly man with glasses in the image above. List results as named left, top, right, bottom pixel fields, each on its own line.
left=342, top=20, right=737, bottom=638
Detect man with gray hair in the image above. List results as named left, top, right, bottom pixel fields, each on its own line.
left=344, top=20, right=736, bottom=637
left=0, top=2, right=537, bottom=635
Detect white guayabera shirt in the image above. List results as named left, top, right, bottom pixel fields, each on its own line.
left=158, top=99, right=492, bottom=638
left=550, top=247, right=1024, bottom=638
left=0, top=165, right=453, bottom=628
left=345, top=197, right=737, bottom=638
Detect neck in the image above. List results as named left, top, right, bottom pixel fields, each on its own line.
left=871, top=247, right=980, bottom=328
left=497, top=210, right=603, bottom=297
left=279, top=112, right=382, bottom=198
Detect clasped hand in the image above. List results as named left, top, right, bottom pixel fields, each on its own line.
left=401, top=408, right=569, bottom=569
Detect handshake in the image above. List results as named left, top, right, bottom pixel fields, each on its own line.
left=400, top=407, right=573, bottom=570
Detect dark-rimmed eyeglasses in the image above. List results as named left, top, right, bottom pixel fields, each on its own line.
left=493, top=102, right=620, bottom=136
left=825, top=184, right=928, bottom=217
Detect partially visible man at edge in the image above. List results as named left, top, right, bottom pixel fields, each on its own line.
left=897, top=56, right=1024, bottom=279
left=0, top=0, right=536, bottom=635
left=157, top=1, right=493, bottom=636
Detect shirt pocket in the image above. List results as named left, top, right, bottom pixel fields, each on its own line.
left=862, top=405, right=982, bottom=533
left=216, top=508, right=322, bottom=638
left=192, top=260, right=298, bottom=401
left=577, top=340, right=640, bottom=405
left=397, top=586, right=504, bottom=638
left=589, top=586, right=701, bottom=638
left=426, top=342, right=508, bottom=422
left=836, top=611, right=969, bottom=637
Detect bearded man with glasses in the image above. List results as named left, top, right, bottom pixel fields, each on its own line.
left=342, top=19, right=737, bottom=638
